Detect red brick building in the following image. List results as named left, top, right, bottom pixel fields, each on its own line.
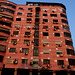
left=0, top=0, right=75, bottom=75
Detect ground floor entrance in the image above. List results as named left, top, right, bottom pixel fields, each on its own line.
left=0, top=68, right=75, bottom=75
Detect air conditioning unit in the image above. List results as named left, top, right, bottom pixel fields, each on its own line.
left=32, top=27, right=35, bottom=29
left=47, top=64, right=50, bottom=67
left=16, top=27, right=20, bottom=29
left=43, top=43, right=46, bottom=46
left=13, top=59, right=18, bottom=64
left=30, top=62, right=33, bottom=65
left=20, top=50, right=23, bottom=52
left=13, top=42, right=17, bottom=45
left=24, top=35, right=27, bottom=37
left=46, top=28, right=48, bottom=31
left=25, top=52, right=28, bottom=55
left=60, top=54, right=63, bottom=57
left=59, top=44, right=61, bottom=47
left=0, top=9, right=4, bottom=12
left=27, top=43, right=29, bottom=46
left=45, top=10, right=47, bottom=12
left=42, top=21, right=45, bottom=24
left=32, top=40, right=34, bottom=43
left=11, top=34, right=14, bottom=36
left=54, top=28, right=56, bottom=31
left=28, top=35, right=30, bottom=37
left=62, top=65, right=65, bottom=68
left=27, top=27, right=30, bottom=29
left=67, top=65, right=71, bottom=69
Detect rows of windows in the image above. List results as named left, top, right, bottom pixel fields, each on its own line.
left=6, top=58, right=75, bottom=66
left=18, top=7, right=66, bottom=13
left=0, top=2, right=16, bottom=9
left=15, top=17, right=68, bottom=25
left=0, top=7, right=15, bottom=14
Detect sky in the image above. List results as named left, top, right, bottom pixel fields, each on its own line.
left=8, top=0, right=75, bottom=49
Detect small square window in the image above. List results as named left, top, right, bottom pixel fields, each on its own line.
left=13, top=31, right=19, bottom=35
left=57, top=60, right=64, bottom=65
left=43, top=32, right=48, bottom=36
left=22, top=59, right=28, bottom=64
left=16, top=18, right=21, bottom=21
left=9, top=48, right=16, bottom=52
left=18, top=7, right=23, bottom=10
left=54, top=33, right=60, bottom=36
left=43, top=59, right=50, bottom=64
left=17, top=12, right=22, bottom=15
left=43, top=14, right=47, bottom=16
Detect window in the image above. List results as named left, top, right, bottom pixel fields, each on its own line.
left=53, top=20, right=58, bottom=24
left=68, top=59, right=75, bottom=65
left=65, top=40, right=73, bottom=46
left=16, top=18, right=21, bottom=21
left=43, top=26, right=48, bottom=30
left=34, top=39, right=39, bottom=46
left=43, top=19, right=48, bottom=22
left=27, top=13, right=32, bottom=17
left=55, top=41, right=61, bottom=47
left=34, top=31, right=39, bottom=37
left=43, top=32, right=48, bottom=36
left=61, top=19, right=68, bottom=24
left=28, top=8, right=32, bottom=11
left=13, top=31, right=19, bottom=35
left=22, top=59, right=28, bottom=64
left=18, top=7, right=23, bottom=10
left=63, top=25, right=70, bottom=31
left=50, top=14, right=57, bottom=17
left=43, top=14, right=47, bottom=16
left=62, top=9, right=66, bottom=14
left=54, top=26, right=59, bottom=31
left=35, top=18, right=39, bottom=23
left=35, top=25, right=39, bottom=30
left=0, top=45, right=6, bottom=52
left=27, top=18, right=32, bottom=22
left=17, top=12, right=22, bottom=15
left=43, top=40, right=49, bottom=46
left=43, top=59, right=50, bottom=64
left=56, top=50, right=62, bottom=54
left=11, top=39, right=17, bottom=43
left=67, top=49, right=74, bottom=55
left=0, top=55, right=3, bottom=62
left=15, top=24, right=20, bottom=28
left=24, top=40, right=30, bottom=44
left=64, top=32, right=71, bottom=38
left=57, top=60, right=64, bottom=65
left=33, top=47, right=38, bottom=56
left=43, top=49, right=49, bottom=54
left=60, top=13, right=67, bottom=18
left=35, top=13, right=39, bottom=17
left=9, top=48, right=16, bottom=52
left=22, top=48, right=29, bottom=53
left=25, top=32, right=30, bottom=37
left=54, top=33, right=60, bottom=37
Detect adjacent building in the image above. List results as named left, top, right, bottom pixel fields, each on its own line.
left=0, top=0, right=75, bottom=75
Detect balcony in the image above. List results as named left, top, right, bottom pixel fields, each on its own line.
left=0, top=27, right=10, bottom=34
left=0, top=45, right=6, bottom=52
left=0, top=20, right=11, bottom=27
left=0, top=2, right=16, bottom=9
left=0, top=7, right=15, bottom=14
